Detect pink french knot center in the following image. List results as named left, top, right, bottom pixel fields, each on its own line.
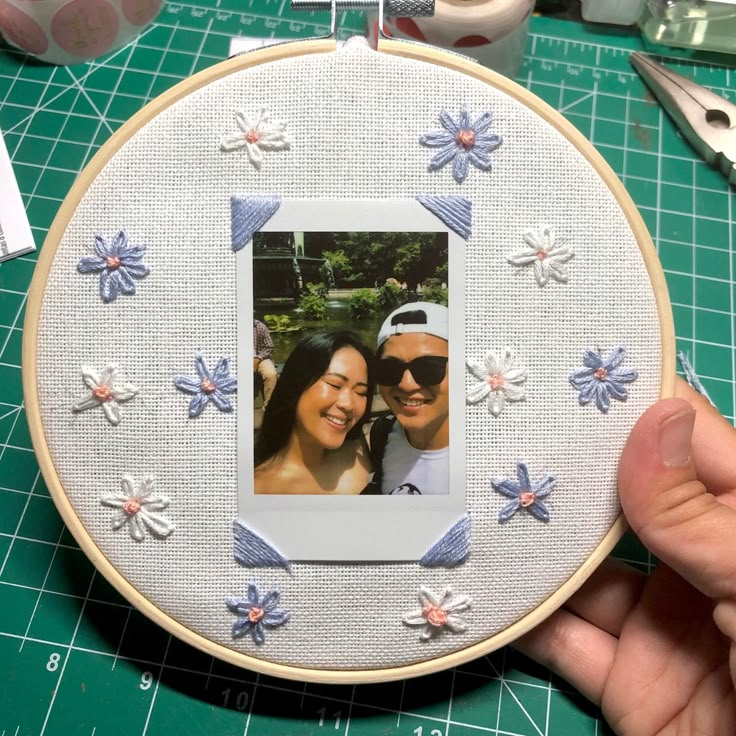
left=423, top=604, right=449, bottom=627
left=245, top=129, right=261, bottom=144
left=594, top=367, right=608, bottom=381
left=123, top=498, right=142, bottom=515
left=455, top=129, right=475, bottom=149
left=92, top=385, right=112, bottom=401
left=487, top=373, right=504, bottom=390
left=537, top=250, right=548, bottom=260
left=105, top=256, right=121, bottom=270
left=520, top=491, right=536, bottom=508
left=200, top=378, right=217, bottom=394
left=248, top=606, right=265, bottom=623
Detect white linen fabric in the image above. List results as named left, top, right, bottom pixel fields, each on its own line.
left=36, top=38, right=664, bottom=670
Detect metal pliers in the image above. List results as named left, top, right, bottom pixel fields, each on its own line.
left=630, top=52, right=736, bottom=186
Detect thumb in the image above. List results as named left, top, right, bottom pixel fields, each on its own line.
left=618, top=398, right=736, bottom=601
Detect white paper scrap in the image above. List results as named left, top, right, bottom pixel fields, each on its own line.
left=228, top=36, right=284, bottom=57
left=0, top=129, right=36, bottom=262
left=228, top=36, right=343, bottom=57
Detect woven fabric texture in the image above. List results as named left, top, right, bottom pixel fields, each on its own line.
left=36, top=39, right=664, bottom=671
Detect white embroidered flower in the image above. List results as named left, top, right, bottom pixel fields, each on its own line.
left=220, top=107, right=290, bottom=169
left=466, top=348, right=527, bottom=417
left=101, top=475, right=174, bottom=542
left=402, top=586, right=471, bottom=640
left=72, top=364, right=139, bottom=426
left=507, top=227, right=574, bottom=286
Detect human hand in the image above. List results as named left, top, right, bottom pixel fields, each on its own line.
left=515, top=377, right=736, bottom=735
left=253, top=358, right=260, bottom=372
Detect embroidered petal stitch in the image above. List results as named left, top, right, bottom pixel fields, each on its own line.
left=419, top=107, right=503, bottom=184
left=507, top=227, right=574, bottom=286
left=402, top=586, right=471, bottom=640
left=225, top=582, right=289, bottom=644
left=72, top=364, right=139, bottom=426
left=78, top=230, right=150, bottom=303
left=101, top=475, right=174, bottom=541
left=570, top=345, right=639, bottom=413
left=466, top=348, right=527, bottom=417
left=174, top=354, right=237, bottom=417
left=491, top=460, right=555, bottom=523
left=220, top=108, right=290, bottom=169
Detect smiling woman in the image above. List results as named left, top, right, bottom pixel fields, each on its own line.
left=254, top=331, right=375, bottom=494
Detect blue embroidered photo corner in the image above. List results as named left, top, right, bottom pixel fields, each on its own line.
left=230, top=195, right=281, bottom=252
left=415, top=195, right=472, bottom=240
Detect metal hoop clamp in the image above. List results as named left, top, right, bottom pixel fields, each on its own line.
left=291, top=0, right=435, bottom=40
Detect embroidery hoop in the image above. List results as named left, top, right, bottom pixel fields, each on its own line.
left=23, top=27, right=675, bottom=683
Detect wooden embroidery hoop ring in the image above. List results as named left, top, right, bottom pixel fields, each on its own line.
left=23, top=37, right=676, bottom=685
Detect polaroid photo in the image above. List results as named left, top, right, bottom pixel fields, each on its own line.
left=237, top=199, right=466, bottom=561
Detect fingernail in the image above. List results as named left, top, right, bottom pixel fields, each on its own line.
left=658, top=408, right=695, bottom=467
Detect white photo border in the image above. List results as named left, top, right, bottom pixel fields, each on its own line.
left=237, top=199, right=466, bottom=561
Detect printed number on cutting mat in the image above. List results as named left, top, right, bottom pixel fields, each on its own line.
left=221, top=688, right=250, bottom=710
left=316, top=707, right=342, bottom=729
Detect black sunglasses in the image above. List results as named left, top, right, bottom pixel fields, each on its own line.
left=375, top=356, right=448, bottom=386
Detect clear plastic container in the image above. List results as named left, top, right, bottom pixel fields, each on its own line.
left=639, top=0, right=736, bottom=54
left=580, top=0, right=645, bottom=25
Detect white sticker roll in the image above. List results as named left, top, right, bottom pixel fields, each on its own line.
left=0, top=0, right=163, bottom=65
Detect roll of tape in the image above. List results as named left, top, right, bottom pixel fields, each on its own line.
left=0, top=0, right=163, bottom=65
left=380, top=0, right=534, bottom=78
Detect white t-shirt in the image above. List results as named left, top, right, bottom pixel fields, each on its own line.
left=380, top=422, right=449, bottom=495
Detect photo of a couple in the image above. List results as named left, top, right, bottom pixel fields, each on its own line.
left=251, top=230, right=450, bottom=496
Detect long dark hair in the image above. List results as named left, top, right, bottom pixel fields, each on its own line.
left=255, top=330, right=375, bottom=467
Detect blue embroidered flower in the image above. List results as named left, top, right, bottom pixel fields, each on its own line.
left=570, top=346, right=638, bottom=413
left=174, top=354, right=237, bottom=417
left=419, top=107, right=503, bottom=184
left=225, top=583, right=289, bottom=644
left=78, top=231, right=149, bottom=303
left=492, top=460, right=555, bottom=523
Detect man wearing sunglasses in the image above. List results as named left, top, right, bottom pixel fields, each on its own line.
left=367, top=301, right=449, bottom=495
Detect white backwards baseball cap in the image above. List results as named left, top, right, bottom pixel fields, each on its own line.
left=377, top=301, right=449, bottom=349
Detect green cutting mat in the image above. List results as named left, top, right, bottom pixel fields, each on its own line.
left=1, top=6, right=734, bottom=734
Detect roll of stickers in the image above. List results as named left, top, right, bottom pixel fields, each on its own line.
left=377, top=0, right=534, bottom=78
left=0, top=0, right=163, bottom=65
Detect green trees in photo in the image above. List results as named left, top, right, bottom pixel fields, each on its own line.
left=306, top=232, right=448, bottom=289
